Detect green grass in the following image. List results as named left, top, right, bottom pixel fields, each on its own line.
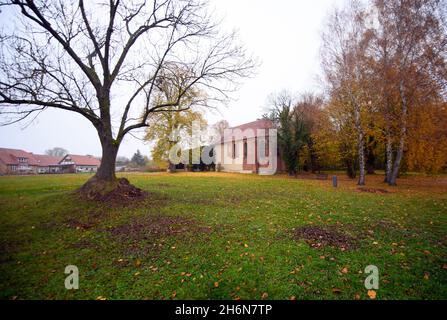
left=0, top=172, right=446, bottom=300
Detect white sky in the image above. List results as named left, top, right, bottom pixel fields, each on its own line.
left=0, top=0, right=347, bottom=159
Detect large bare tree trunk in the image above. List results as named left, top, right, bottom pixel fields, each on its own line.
left=79, top=93, right=122, bottom=195
left=95, top=137, right=119, bottom=182
left=79, top=132, right=120, bottom=196
left=389, top=81, right=408, bottom=186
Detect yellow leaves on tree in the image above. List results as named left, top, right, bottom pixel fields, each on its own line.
left=406, top=101, right=447, bottom=173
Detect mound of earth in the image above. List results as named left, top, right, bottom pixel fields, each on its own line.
left=293, top=225, right=358, bottom=250
left=78, top=177, right=148, bottom=206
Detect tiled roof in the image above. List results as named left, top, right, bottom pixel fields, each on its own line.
left=0, top=148, right=38, bottom=165
left=60, top=154, right=101, bottom=166
left=31, top=154, right=62, bottom=166
left=0, top=148, right=100, bottom=167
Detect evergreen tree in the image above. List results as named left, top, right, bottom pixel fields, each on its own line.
left=131, top=150, right=146, bottom=167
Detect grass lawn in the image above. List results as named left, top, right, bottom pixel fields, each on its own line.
left=0, top=172, right=446, bottom=300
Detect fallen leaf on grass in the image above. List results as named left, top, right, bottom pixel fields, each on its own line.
left=332, top=288, right=342, bottom=294
left=423, top=272, right=430, bottom=280
left=341, top=267, right=349, bottom=274
left=214, top=282, right=219, bottom=288
left=96, top=296, right=107, bottom=300
left=367, top=290, right=376, bottom=299
left=261, top=292, right=268, bottom=299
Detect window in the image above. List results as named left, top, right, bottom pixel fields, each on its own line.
left=265, top=133, right=269, bottom=157
left=243, top=140, right=247, bottom=159
left=232, top=140, right=236, bottom=159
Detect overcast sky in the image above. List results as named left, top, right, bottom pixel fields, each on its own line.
left=0, top=0, right=347, bottom=159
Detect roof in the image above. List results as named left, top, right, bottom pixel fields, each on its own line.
left=31, top=154, right=62, bottom=166
left=230, top=119, right=275, bottom=131
left=0, top=148, right=38, bottom=165
left=60, top=154, right=101, bottom=166
left=211, top=119, right=276, bottom=145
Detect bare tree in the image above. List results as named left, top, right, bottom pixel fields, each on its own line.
left=45, top=147, right=68, bottom=157
left=211, top=119, right=229, bottom=137
left=0, top=0, right=255, bottom=195
left=321, top=0, right=370, bottom=185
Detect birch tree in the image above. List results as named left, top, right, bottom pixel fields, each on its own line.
left=321, top=0, right=371, bottom=185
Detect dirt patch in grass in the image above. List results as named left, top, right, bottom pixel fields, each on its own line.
left=293, top=225, right=358, bottom=251
left=69, top=239, right=98, bottom=250
left=374, top=219, right=398, bottom=230
left=0, top=240, right=21, bottom=264
left=0, top=236, right=32, bottom=264
left=39, top=220, right=60, bottom=230
left=105, top=215, right=213, bottom=256
left=66, top=218, right=96, bottom=231
left=108, top=215, right=212, bottom=241
left=63, top=209, right=106, bottom=231
left=356, top=187, right=391, bottom=194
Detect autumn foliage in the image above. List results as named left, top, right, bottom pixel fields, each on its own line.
left=311, top=0, right=447, bottom=184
